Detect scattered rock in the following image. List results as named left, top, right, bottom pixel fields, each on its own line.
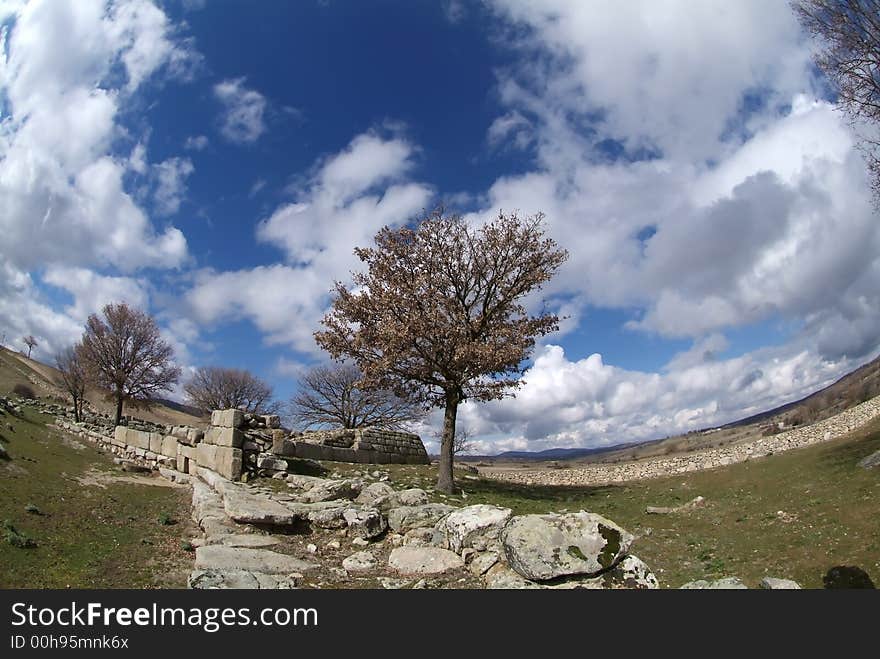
left=646, top=496, right=706, bottom=515
left=680, top=577, right=748, bottom=589
left=858, top=449, right=880, bottom=470
left=355, top=482, right=395, bottom=506
left=387, top=503, right=456, bottom=533
left=194, top=546, right=319, bottom=574
left=299, top=479, right=363, bottom=503
left=388, top=546, right=465, bottom=575
left=500, top=511, right=633, bottom=581
left=435, top=504, right=512, bottom=554
left=189, top=569, right=297, bottom=589
left=603, top=555, right=659, bottom=589
left=342, top=550, right=377, bottom=572
left=343, top=507, right=387, bottom=539
left=760, top=577, right=801, bottom=590
left=469, top=551, right=500, bottom=576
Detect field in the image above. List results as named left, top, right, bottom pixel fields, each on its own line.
left=327, top=418, right=880, bottom=588
left=0, top=409, right=196, bottom=588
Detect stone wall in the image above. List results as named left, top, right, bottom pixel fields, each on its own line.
left=276, top=427, right=429, bottom=465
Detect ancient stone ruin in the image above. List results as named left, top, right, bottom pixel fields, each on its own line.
left=55, top=407, right=429, bottom=483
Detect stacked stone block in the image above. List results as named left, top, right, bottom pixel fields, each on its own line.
left=286, top=427, right=429, bottom=465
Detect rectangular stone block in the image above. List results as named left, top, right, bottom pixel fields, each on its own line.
left=211, top=409, right=243, bottom=429
left=204, top=426, right=243, bottom=448
left=112, top=426, right=127, bottom=447
left=149, top=432, right=163, bottom=454
left=196, top=444, right=241, bottom=480
left=161, top=435, right=178, bottom=458
left=186, top=428, right=204, bottom=444
left=128, top=429, right=151, bottom=450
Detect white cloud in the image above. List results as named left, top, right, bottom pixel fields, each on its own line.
left=152, top=156, right=194, bottom=216
left=187, top=130, right=432, bottom=354
left=458, top=342, right=856, bottom=451
left=42, top=266, right=150, bottom=322
left=213, top=77, right=267, bottom=144
left=0, top=0, right=191, bottom=274
left=184, top=134, right=209, bottom=151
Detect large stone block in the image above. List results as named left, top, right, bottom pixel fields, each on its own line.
left=196, top=443, right=242, bottom=480
left=128, top=429, right=151, bottom=451
left=112, top=426, right=127, bottom=447
left=149, top=432, right=163, bottom=454
left=211, top=409, right=243, bottom=429
left=161, top=435, right=178, bottom=458
left=204, top=426, right=243, bottom=448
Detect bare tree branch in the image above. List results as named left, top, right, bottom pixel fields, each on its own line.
left=793, top=0, right=880, bottom=202
left=290, top=364, right=425, bottom=430
left=55, top=344, right=87, bottom=422
left=184, top=366, right=277, bottom=414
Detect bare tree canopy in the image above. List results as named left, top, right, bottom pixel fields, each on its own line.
left=22, top=335, right=37, bottom=359
left=184, top=366, right=276, bottom=414
left=793, top=0, right=880, bottom=199
left=290, top=363, right=426, bottom=430
left=79, top=302, right=181, bottom=426
left=55, top=344, right=87, bottom=422
left=315, top=209, right=568, bottom=492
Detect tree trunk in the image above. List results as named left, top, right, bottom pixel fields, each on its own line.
left=114, top=393, right=124, bottom=426
left=26, top=347, right=31, bottom=359
left=72, top=397, right=80, bottom=423
left=436, top=390, right=459, bottom=494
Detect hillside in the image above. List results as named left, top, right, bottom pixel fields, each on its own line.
left=0, top=346, right=206, bottom=427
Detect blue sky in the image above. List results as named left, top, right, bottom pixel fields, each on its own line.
left=2, top=1, right=879, bottom=454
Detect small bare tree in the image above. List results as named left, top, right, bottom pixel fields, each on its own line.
left=792, top=0, right=880, bottom=201
left=22, top=335, right=37, bottom=359
left=55, top=345, right=87, bottom=422
left=316, top=209, right=568, bottom=492
left=184, top=366, right=276, bottom=414
left=78, top=302, right=181, bottom=426
left=290, top=364, right=425, bottom=430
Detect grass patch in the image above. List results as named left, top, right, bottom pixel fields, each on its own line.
left=0, top=407, right=195, bottom=588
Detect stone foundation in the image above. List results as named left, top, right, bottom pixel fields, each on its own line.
left=280, top=427, right=429, bottom=465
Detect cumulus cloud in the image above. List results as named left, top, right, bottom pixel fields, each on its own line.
left=187, top=130, right=433, bottom=354
left=213, top=77, right=267, bottom=144
left=458, top=342, right=853, bottom=451
left=0, top=0, right=191, bottom=274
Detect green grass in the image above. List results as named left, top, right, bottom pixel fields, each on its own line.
left=325, top=420, right=880, bottom=588
left=0, top=407, right=194, bottom=588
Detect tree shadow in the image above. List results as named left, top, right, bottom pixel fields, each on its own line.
left=823, top=566, right=876, bottom=589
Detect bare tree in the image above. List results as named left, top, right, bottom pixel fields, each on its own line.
left=22, top=335, right=37, bottom=359
left=452, top=425, right=475, bottom=456
left=184, top=366, right=276, bottom=414
left=316, top=209, right=568, bottom=492
left=55, top=345, right=87, bottom=422
left=792, top=0, right=880, bottom=200
left=78, top=302, right=181, bottom=426
left=290, top=364, right=425, bottom=430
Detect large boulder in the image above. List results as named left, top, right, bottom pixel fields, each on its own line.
left=388, top=546, right=464, bottom=576
left=602, top=555, right=659, bottom=589
left=373, top=488, right=430, bottom=511
left=188, top=569, right=297, bottom=589
left=387, top=504, right=456, bottom=533
left=435, top=504, right=512, bottom=554
left=500, top=511, right=633, bottom=581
